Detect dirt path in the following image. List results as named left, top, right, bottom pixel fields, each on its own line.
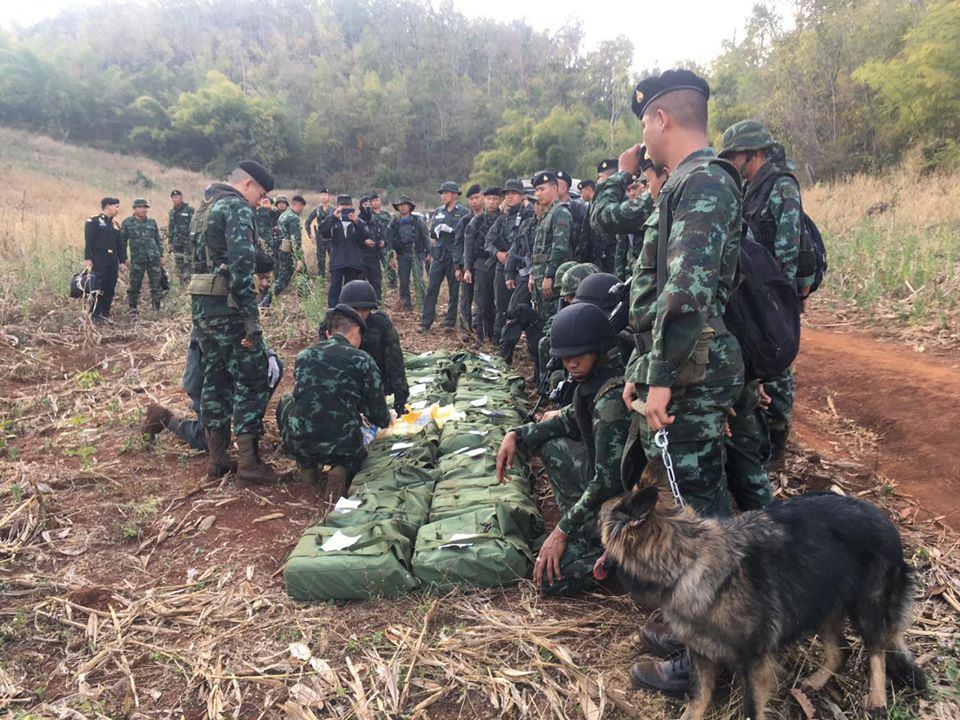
left=792, top=326, right=960, bottom=530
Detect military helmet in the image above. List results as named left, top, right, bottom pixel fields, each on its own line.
left=573, top=272, right=620, bottom=310
left=550, top=303, right=616, bottom=358
left=340, top=279, right=379, bottom=309
left=560, top=263, right=600, bottom=297
left=554, top=261, right=579, bottom=293
left=718, top=120, right=776, bottom=159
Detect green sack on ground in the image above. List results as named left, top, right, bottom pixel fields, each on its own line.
left=437, top=424, right=507, bottom=455
left=351, top=463, right=438, bottom=492
left=429, top=484, right=543, bottom=540
left=285, top=521, right=417, bottom=601
left=413, top=505, right=534, bottom=592
left=362, top=441, right=438, bottom=471
left=327, top=486, right=432, bottom=541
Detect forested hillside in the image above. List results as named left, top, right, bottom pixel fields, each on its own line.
left=1, top=0, right=958, bottom=192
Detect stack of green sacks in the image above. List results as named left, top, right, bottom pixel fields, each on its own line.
left=284, top=351, right=543, bottom=600
left=412, top=353, right=543, bottom=591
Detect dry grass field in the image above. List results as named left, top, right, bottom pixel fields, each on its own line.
left=1, top=129, right=958, bottom=719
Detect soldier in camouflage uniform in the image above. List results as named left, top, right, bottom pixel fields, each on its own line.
left=720, top=120, right=812, bottom=482
left=270, top=195, right=307, bottom=301
left=371, top=194, right=397, bottom=289
left=189, top=160, right=277, bottom=485
left=496, top=303, right=630, bottom=596
left=277, top=303, right=392, bottom=512
left=463, top=186, right=503, bottom=343
left=168, top=190, right=195, bottom=284
left=122, top=198, right=165, bottom=315
left=385, top=196, right=429, bottom=312
left=594, top=69, right=745, bottom=696
left=304, top=188, right=333, bottom=276
left=254, top=196, right=278, bottom=257
left=528, top=172, right=572, bottom=342
left=421, top=181, right=469, bottom=333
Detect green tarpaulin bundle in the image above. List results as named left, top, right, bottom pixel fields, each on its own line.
left=350, top=463, right=438, bottom=492
left=328, top=485, right=432, bottom=541
left=285, top=521, right=418, bottom=601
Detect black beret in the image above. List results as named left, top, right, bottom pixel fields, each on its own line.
left=336, top=194, right=352, bottom=205
left=465, top=183, right=482, bottom=197
left=531, top=171, right=557, bottom=188
left=503, top=179, right=525, bottom=194
left=291, top=194, right=306, bottom=204
left=555, top=170, right=573, bottom=187
left=482, top=186, right=503, bottom=196
left=327, top=303, right=367, bottom=333
left=237, top=159, right=275, bottom=193
left=100, top=197, right=120, bottom=208
left=170, top=189, right=183, bottom=197
left=632, top=69, right=710, bottom=119
left=254, top=250, right=275, bottom=274
left=319, top=187, right=331, bottom=194
left=577, top=179, right=595, bottom=191
left=597, top=158, right=617, bottom=174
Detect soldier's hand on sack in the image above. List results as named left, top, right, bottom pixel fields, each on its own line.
left=496, top=431, right=518, bottom=483
left=84, top=259, right=93, bottom=272
left=541, top=276, right=554, bottom=299
left=618, top=143, right=643, bottom=176
left=464, top=270, right=473, bottom=284
left=506, top=278, right=515, bottom=290
left=644, top=386, right=675, bottom=431
left=535, top=527, right=568, bottom=589
left=758, top=383, right=772, bottom=410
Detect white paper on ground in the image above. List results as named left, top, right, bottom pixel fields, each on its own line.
left=391, top=441, right=415, bottom=450
left=409, top=400, right=428, bottom=410
left=319, top=530, right=361, bottom=552
left=333, top=497, right=362, bottom=514
left=469, top=396, right=488, bottom=407
left=465, top=447, right=486, bottom=457
left=409, top=383, right=427, bottom=397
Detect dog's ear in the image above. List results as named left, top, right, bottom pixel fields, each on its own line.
left=639, top=456, right=667, bottom=489
left=622, top=484, right=658, bottom=525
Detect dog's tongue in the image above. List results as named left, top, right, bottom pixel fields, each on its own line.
left=593, top=551, right=610, bottom=581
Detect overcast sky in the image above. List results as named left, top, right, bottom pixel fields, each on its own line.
left=6, top=0, right=780, bottom=68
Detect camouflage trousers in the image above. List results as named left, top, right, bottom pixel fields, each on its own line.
left=275, top=394, right=364, bottom=473
left=537, top=437, right=604, bottom=596
left=381, top=250, right=397, bottom=289
left=421, top=256, right=459, bottom=329
left=272, top=250, right=310, bottom=300
left=127, top=260, right=164, bottom=308
left=763, top=368, right=795, bottom=433
left=194, top=315, right=269, bottom=436
left=623, top=380, right=743, bottom=518
left=172, top=239, right=192, bottom=284
left=725, top=379, right=773, bottom=511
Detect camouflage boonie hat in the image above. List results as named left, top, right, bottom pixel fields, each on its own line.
left=132, top=198, right=150, bottom=208
left=718, top=120, right=776, bottom=158
left=560, top=262, right=600, bottom=297
left=274, top=195, right=289, bottom=204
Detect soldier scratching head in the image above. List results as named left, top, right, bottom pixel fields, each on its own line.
left=632, top=69, right=710, bottom=171
left=229, top=160, right=275, bottom=208
left=326, top=303, right=367, bottom=348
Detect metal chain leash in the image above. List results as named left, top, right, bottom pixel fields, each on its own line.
left=654, top=428, right=685, bottom=508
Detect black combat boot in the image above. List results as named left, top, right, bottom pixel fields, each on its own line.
left=299, top=464, right=320, bottom=484
left=142, top=404, right=173, bottom=436
left=205, top=428, right=234, bottom=479
left=235, top=434, right=278, bottom=485
left=767, top=428, right=789, bottom=472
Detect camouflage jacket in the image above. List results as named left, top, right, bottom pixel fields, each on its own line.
left=385, top=215, right=429, bottom=255
left=593, top=153, right=743, bottom=388
left=278, top=207, right=303, bottom=260
left=463, top=210, right=501, bottom=270
left=190, top=183, right=259, bottom=329
left=282, top=335, right=392, bottom=455
left=531, top=200, right=572, bottom=283
left=167, top=203, right=195, bottom=248
left=430, top=203, right=469, bottom=264
left=305, top=204, right=332, bottom=240
left=742, top=162, right=811, bottom=290
left=120, top=215, right=163, bottom=265
left=579, top=200, right=616, bottom=272
left=254, top=206, right=277, bottom=251
left=515, top=362, right=629, bottom=534
left=360, top=312, right=409, bottom=407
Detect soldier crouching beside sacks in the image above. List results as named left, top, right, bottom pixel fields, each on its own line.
left=276, top=304, right=392, bottom=515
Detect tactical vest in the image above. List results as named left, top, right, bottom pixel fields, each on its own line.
left=571, top=366, right=624, bottom=478
left=187, top=187, right=238, bottom=299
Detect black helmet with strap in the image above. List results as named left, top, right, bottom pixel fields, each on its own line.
left=550, top=303, right=616, bottom=358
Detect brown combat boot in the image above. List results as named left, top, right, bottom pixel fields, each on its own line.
left=299, top=464, right=320, bottom=484
left=142, top=404, right=173, bottom=436
left=205, top=428, right=234, bottom=478
left=235, top=433, right=278, bottom=485
left=320, top=465, right=348, bottom=519
left=641, top=614, right=686, bottom=658
left=629, top=648, right=691, bottom=697
left=767, top=428, right=789, bottom=472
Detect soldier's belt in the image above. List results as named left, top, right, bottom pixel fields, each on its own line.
left=188, top=273, right=230, bottom=297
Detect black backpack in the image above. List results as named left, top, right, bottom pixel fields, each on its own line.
left=744, top=168, right=828, bottom=294
left=658, top=157, right=800, bottom=381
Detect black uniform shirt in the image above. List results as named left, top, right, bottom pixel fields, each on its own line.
left=84, top=213, right=124, bottom=263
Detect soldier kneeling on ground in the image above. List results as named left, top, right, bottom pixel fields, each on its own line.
left=143, top=252, right=283, bottom=455
left=318, top=280, right=410, bottom=417
left=495, top=302, right=633, bottom=595
left=276, top=304, right=393, bottom=515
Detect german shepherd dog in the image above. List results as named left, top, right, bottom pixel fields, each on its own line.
left=600, top=460, right=926, bottom=720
